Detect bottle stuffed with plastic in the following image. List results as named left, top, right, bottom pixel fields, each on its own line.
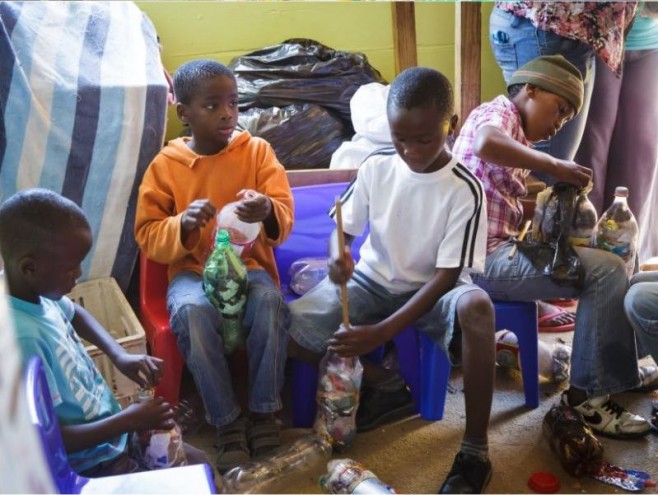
left=314, top=350, right=363, bottom=453
left=203, top=228, right=248, bottom=354
left=320, top=458, right=397, bottom=494
left=131, top=388, right=188, bottom=469
left=591, top=186, right=639, bottom=277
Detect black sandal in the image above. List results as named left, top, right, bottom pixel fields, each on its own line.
left=247, top=417, right=281, bottom=459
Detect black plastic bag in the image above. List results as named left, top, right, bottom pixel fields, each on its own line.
left=229, top=38, right=387, bottom=124
left=519, top=182, right=587, bottom=288
left=516, top=236, right=585, bottom=288
left=237, top=104, right=351, bottom=169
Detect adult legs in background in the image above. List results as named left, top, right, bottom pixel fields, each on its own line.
left=489, top=7, right=595, bottom=167
left=599, top=50, right=658, bottom=226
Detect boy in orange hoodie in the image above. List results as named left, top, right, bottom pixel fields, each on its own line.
left=135, top=59, right=294, bottom=473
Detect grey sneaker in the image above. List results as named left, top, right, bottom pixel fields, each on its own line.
left=561, top=392, right=650, bottom=439
left=215, top=416, right=250, bottom=473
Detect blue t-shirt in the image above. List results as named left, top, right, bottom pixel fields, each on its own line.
left=626, top=3, right=658, bottom=51
left=10, top=295, right=127, bottom=473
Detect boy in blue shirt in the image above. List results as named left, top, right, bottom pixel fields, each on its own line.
left=288, top=68, right=496, bottom=493
left=0, top=188, right=207, bottom=476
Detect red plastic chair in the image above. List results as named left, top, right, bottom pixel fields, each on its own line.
left=139, top=251, right=184, bottom=405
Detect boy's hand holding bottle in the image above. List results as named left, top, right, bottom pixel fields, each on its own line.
left=123, top=395, right=176, bottom=431
left=234, top=189, right=272, bottom=223
left=550, top=158, right=593, bottom=189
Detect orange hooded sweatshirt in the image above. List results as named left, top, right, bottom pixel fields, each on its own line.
left=135, top=132, right=294, bottom=285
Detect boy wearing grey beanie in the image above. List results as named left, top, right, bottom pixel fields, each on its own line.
left=453, top=54, right=654, bottom=441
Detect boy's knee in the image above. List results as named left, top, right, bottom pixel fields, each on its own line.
left=456, top=290, right=494, bottom=331
left=287, top=336, right=321, bottom=365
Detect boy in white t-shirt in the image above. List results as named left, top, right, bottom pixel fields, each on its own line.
left=288, top=67, right=496, bottom=494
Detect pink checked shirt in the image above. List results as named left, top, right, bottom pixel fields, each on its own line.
left=452, top=95, right=529, bottom=254
left=496, top=1, right=638, bottom=75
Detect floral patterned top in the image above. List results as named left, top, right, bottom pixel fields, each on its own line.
left=496, top=1, right=638, bottom=74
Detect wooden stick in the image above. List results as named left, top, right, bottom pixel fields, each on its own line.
left=508, top=219, right=532, bottom=260
left=334, top=197, right=350, bottom=327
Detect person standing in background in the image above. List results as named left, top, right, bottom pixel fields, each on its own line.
left=574, top=2, right=658, bottom=264
left=490, top=1, right=637, bottom=168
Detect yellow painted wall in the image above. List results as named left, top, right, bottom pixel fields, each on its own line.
left=136, top=1, right=506, bottom=141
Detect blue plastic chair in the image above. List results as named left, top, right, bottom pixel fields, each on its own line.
left=277, top=183, right=540, bottom=428
left=23, top=356, right=216, bottom=494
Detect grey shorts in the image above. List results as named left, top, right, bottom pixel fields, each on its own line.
left=288, top=270, right=484, bottom=362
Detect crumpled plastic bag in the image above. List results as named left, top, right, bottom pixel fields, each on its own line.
left=238, top=104, right=350, bottom=170
left=229, top=38, right=387, bottom=124
left=330, top=83, right=392, bottom=170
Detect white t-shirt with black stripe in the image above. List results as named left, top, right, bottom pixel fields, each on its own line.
left=336, top=152, right=487, bottom=295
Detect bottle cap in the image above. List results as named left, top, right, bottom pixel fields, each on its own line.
left=614, top=186, right=629, bottom=197
left=216, top=228, right=230, bottom=243
left=528, top=472, right=560, bottom=493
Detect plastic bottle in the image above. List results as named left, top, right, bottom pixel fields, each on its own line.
left=314, top=351, right=363, bottom=453
left=591, top=186, right=638, bottom=277
left=567, top=187, right=598, bottom=247
left=131, top=388, right=188, bottom=469
left=320, top=458, right=397, bottom=494
left=216, top=194, right=261, bottom=257
left=542, top=404, right=604, bottom=477
left=223, top=434, right=332, bottom=493
left=495, top=330, right=571, bottom=383
left=289, top=257, right=329, bottom=296
left=203, top=229, right=248, bottom=354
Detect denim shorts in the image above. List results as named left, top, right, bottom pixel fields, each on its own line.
left=288, top=270, right=484, bottom=364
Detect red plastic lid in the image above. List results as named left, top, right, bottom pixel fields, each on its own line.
left=528, top=472, right=560, bottom=493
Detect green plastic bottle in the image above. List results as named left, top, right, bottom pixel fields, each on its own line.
left=203, top=228, right=248, bottom=354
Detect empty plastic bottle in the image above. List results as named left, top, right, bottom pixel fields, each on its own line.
left=202, top=228, right=248, bottom=354
left=223, top=434, right=332, bottom=493
left=591, top=186, right=638, bottom=277
left=320, top=458, right=397, bottom=494
left=216, top=193, right=261, bottom=257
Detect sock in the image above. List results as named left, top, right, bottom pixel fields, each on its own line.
left=459, top=437, right=489, bottom=462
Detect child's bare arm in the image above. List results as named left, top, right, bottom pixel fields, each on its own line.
left=60, top=397, right=175, bottom=453
left=474, top=125, right=592, bottom=187
left=328, top=267, right=461, bottom=357
left=71, top=304, right=163, bottom=387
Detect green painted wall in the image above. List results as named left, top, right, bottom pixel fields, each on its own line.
left=136, top=1, right=506, bottom=141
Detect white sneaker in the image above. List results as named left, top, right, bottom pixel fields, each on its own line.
left=561, top=392, right=651, bottom=439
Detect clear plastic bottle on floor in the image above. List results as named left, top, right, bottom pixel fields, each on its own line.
left=202, top=228, right=248, bottom=354
left=222, top=434, right=332, bottom=493
left=320, top=458, right=397, bottom=494
left=591, top=186, right=638, bottom=277
left=131, top=388, right=188, bottom=469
